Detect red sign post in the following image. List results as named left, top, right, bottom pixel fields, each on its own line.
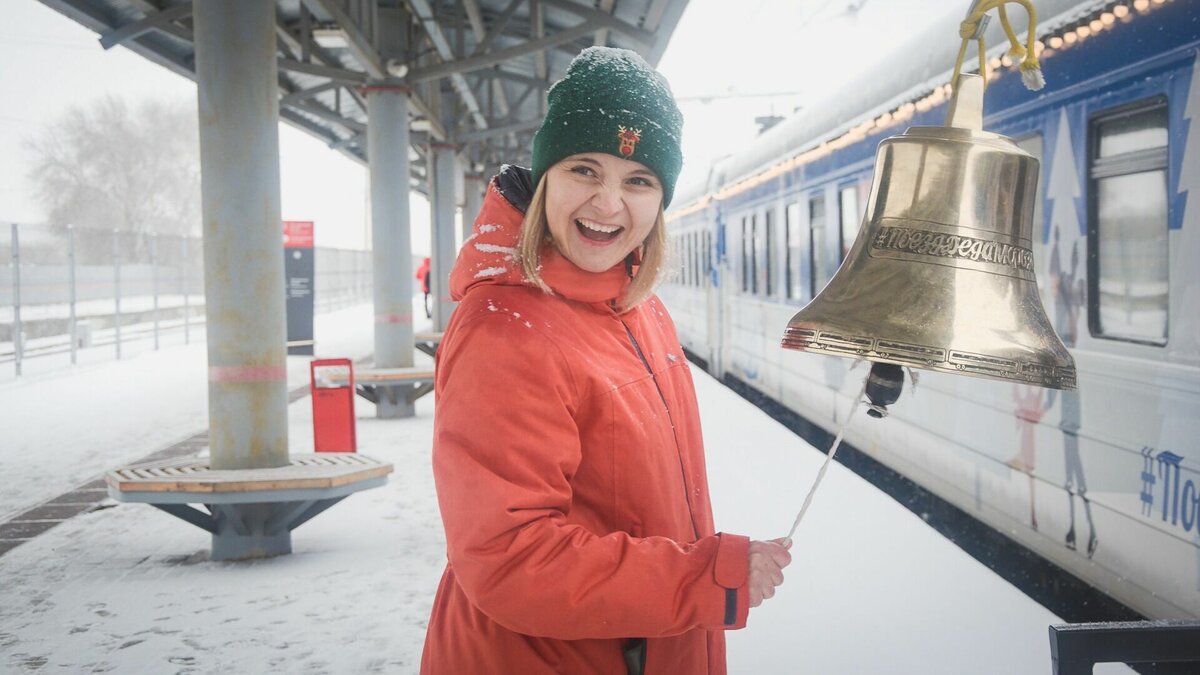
left=310, top=358, right=356, bottom=452
left=284, top=220, right=315, bottom=355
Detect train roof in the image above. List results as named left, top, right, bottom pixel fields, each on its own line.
left=670, top=0, right=1111, bottom=211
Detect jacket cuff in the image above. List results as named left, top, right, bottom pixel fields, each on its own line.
left=713, top=532, right=750, bottom=630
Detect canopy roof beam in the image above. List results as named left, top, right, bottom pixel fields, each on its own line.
left=538, top=0, right=654, bottom=50
left=408, top=0, right=489, bottom=131
left=457, top=117, right=541, bottom=143
left=98, top=1, right=192, bottom=50
left=409, top=19, right=600, bottom=83
left=302, top=0, right=385, bottom=80
left=463, top=0, right=513, bottom=120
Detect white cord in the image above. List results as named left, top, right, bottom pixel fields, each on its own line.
left=781, top=372, right=871, bottom=547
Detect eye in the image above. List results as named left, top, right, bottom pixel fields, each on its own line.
left=569, top=165, right=596, bottom=177
left=627, top=176, right=657, bottom=188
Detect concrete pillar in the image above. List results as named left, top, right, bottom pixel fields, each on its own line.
left=430, top=145, right=459, bottom=331
left=365, top=84, right=416, bottom=418
left=463, top=165, right=486, bottom=244
left=194, top=0, right=288, bottom=471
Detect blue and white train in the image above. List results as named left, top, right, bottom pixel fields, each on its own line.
left=662, top=0, right=1199, bottom=620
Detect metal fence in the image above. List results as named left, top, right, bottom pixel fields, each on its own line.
left=1, top=222, right=372, bottom=375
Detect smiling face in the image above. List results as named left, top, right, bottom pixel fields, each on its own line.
left=543, top=152, right=664, bottom=274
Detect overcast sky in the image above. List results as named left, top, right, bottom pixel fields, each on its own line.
left=0, top=0, right=960, bottom=252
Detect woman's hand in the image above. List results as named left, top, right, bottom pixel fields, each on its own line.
left=747, top=538, right=792, bottom=608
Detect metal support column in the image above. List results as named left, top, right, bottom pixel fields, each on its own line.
left=194, top=0, right=289, bottom=475
left=365, top=83, right=416, bottom=418
left=430, top=142, right=459, bottom=331
left=463, top=171, right=486, bottom=241
left=430, top=89, right=459, bottom=331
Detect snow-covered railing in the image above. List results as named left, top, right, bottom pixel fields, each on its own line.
left=2, top=222, right=373, bottom=374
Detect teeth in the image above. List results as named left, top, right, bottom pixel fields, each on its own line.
left=577, top=218, right=621, bottom=234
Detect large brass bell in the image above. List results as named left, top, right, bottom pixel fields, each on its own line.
left=781, top=73, right=1077, bottom=394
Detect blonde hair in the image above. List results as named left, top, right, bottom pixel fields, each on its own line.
left=518, top=174, right=666, bottom=313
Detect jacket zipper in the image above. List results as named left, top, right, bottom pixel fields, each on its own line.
left=620, top=320, right=700, bottom=541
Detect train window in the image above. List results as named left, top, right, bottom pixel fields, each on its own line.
left=682, top=234, right=688, bottom=286
left=785, top=202, right=803, bottom=300
left=741, top=216, right=750, bottom=293
left=809, top=194, right=829, bottom=296
left=690, top=231, right=698, bottom=288
left=838, top=185, right=859, bottom=261
left=750, top=214, right=760, bottom=295
left=703, top=230, right=711, bottom=287
left=1088, top=99, right=1169, bottom=345
left=686, top=230, right=696, bottom=285
left=764, top=208, right=776, bottom=297
left=690, top=231, right=697, bottom=287
left=675, top=234, right=683, bottom=284
left=682, top=232, right=689, bottom=287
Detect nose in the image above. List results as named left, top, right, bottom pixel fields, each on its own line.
left=589, top=181, right=623, bottom=216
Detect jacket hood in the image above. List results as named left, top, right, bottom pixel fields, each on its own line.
left=451, top=166, right=633, bottom=307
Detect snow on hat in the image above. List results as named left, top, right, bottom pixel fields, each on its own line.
left=531, top=46, right=683, bottom=207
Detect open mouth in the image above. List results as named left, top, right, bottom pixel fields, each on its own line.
left=575, top=218, right=624, bottom=243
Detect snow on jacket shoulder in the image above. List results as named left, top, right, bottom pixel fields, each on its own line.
left=421, top=166, right=749, bottom=675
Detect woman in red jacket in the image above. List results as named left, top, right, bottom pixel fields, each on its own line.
left=422, top=47, right=791, bottom=675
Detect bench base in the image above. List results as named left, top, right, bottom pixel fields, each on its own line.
left=355, top=381, right=434, bottom=419
left=151, top=497, right=353, bottom=560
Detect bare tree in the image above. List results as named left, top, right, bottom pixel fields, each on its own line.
left=24, top=95, right=201, bottom=243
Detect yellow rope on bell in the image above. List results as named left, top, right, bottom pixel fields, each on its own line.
left=951, top=0, right=1044, bottom=95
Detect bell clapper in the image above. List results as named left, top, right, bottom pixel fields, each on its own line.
left=865, top=362, right=906, bottom=419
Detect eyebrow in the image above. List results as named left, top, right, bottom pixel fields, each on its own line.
left=565, top=156, right=659, bottom=182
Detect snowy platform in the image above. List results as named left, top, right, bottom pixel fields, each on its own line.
left=0, top=302, right=1132, bottom=673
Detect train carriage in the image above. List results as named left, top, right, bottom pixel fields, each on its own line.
left=663, top=0, right=1200, bottom=620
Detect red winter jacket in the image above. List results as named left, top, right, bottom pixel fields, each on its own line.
left=421, top=168, right=750, bottom=675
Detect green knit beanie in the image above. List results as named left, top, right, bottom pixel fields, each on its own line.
left=532, top=47, right=683, bottom=207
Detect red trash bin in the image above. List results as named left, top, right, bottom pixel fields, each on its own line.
left=310, top=358, right=356, bottom=452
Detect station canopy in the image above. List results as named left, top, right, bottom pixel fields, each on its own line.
left=38, top=0, right=689, bottom=193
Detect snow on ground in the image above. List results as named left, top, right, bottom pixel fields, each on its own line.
left=0, top=302, right=1132, bottom=673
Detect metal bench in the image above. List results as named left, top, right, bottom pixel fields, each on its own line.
left=322, top=365, right=436, bottom=409
left=414, top=330, right=444, bottom=358
left=106, top=453, right=392, bottom=560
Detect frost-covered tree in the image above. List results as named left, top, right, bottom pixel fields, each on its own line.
left=24, top=95, right=201, bottom=246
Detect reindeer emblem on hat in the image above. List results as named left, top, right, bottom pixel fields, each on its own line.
left=616, top=125, right=642, bottom=157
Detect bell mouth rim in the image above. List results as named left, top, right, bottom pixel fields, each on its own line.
left=778, top=335, right=1078, bottom=391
